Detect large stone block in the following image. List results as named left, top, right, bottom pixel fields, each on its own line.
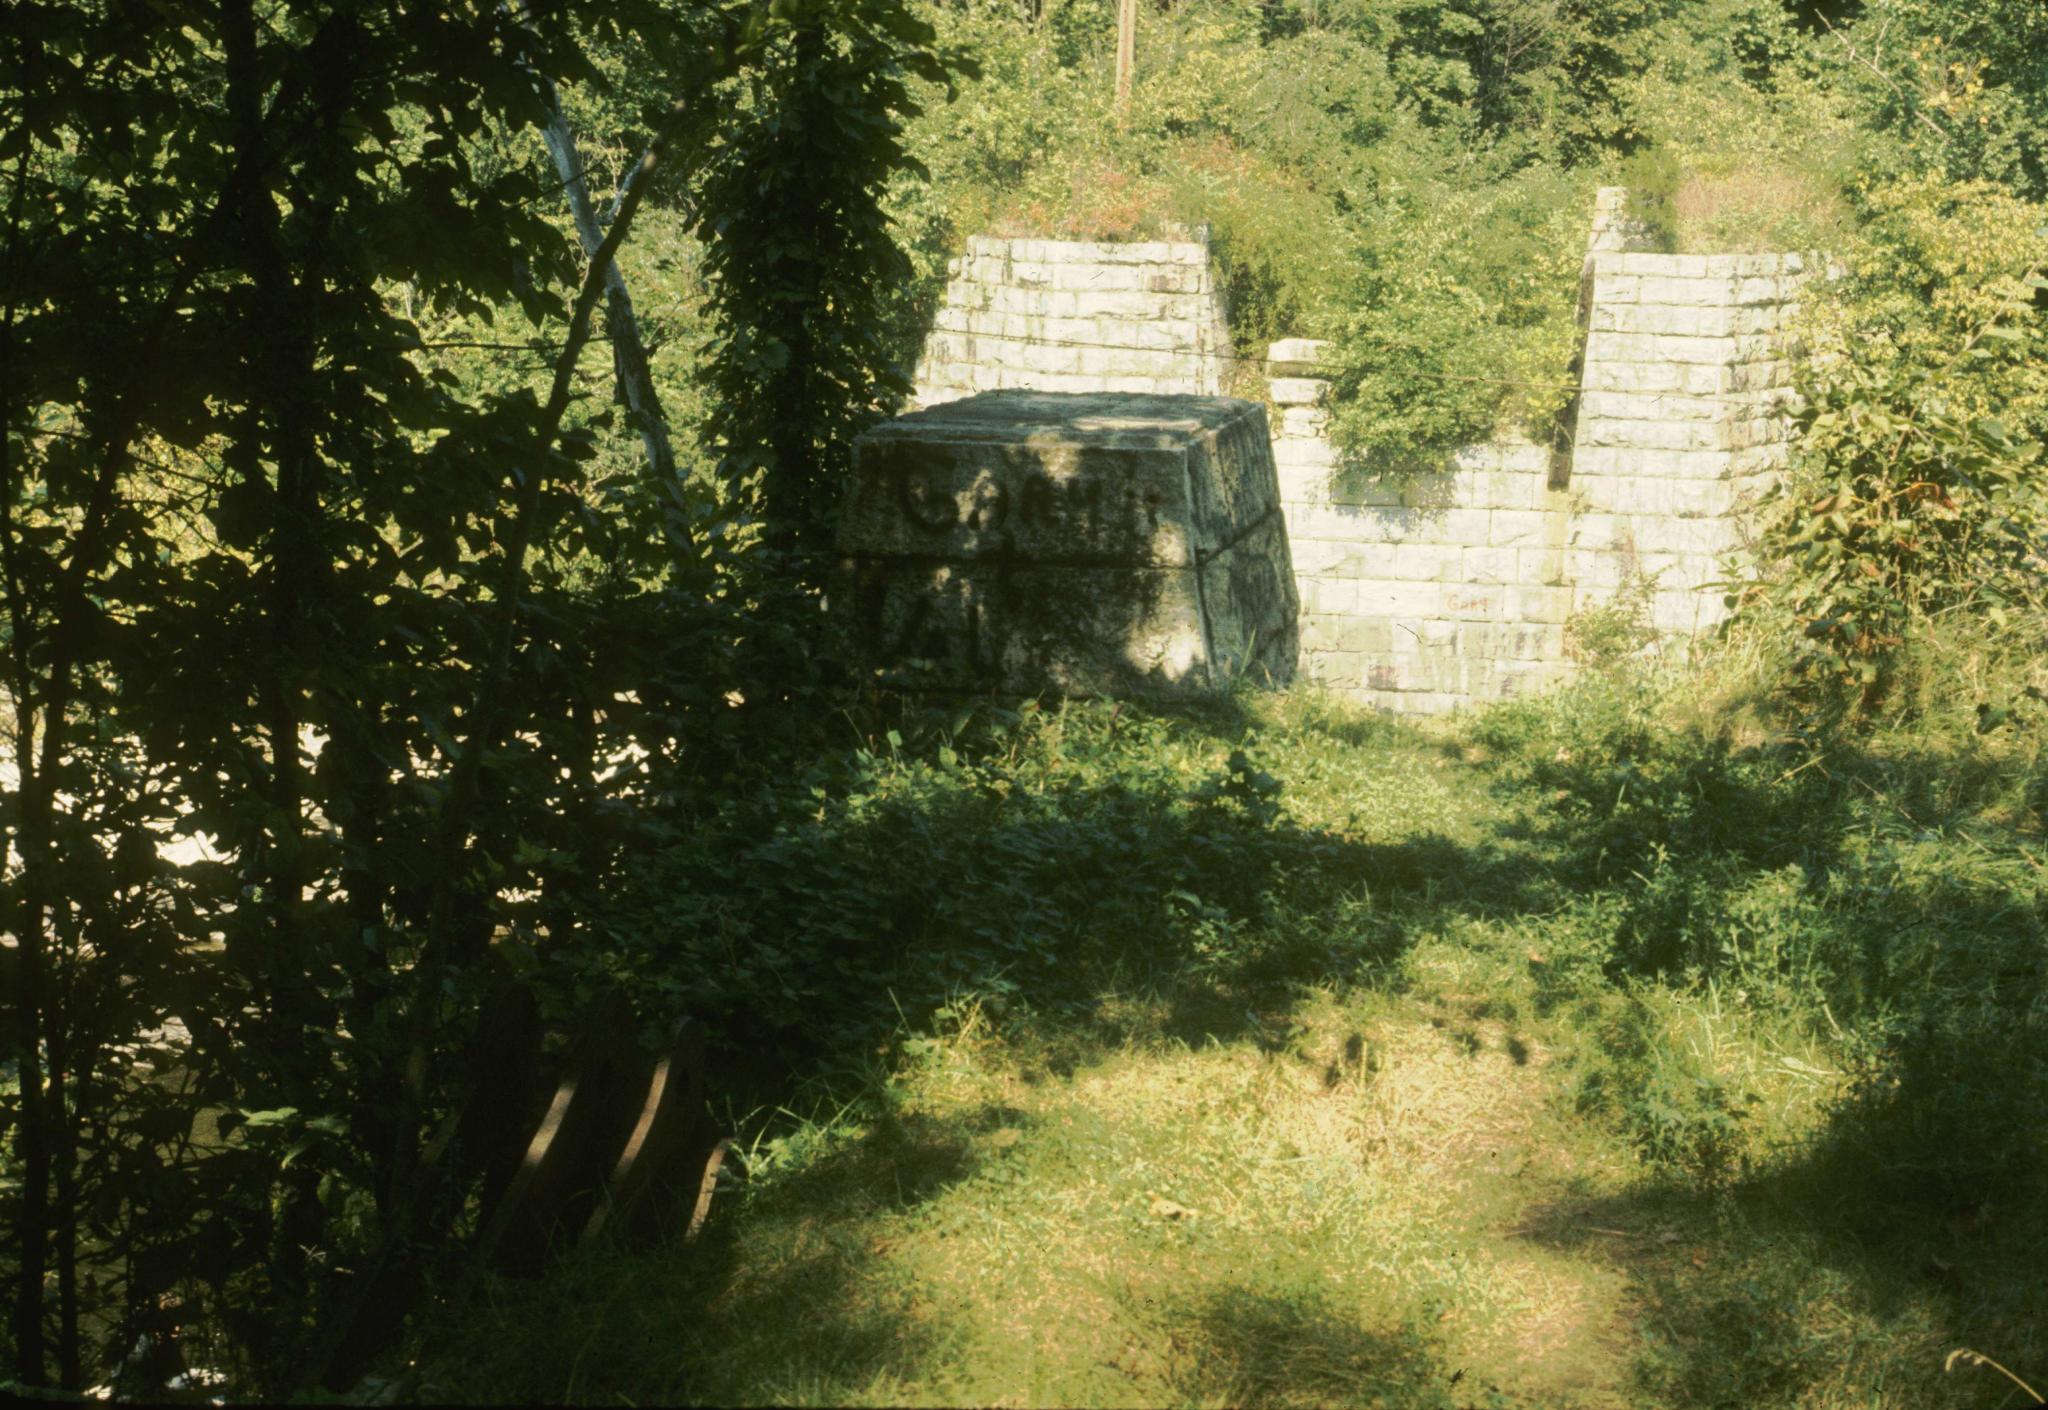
left=1267, top=338, right=1334, bottom=375
left=836, top=391, right=1298, bottom=697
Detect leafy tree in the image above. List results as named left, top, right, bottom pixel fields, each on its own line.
left=1740, top=176, right=2048, bottom=711
left=0, top=0, right=959, bottom=1389
left=1821, top=0, right=2048, bottom=200
left=695, top=0, right=971, bottom=574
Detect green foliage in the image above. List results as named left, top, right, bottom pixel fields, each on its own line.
left=1620, top=145, right=1684, bottom=250
left=1577, top=990, right=1757, bottom=1183
left=1471, top=665, right=2048, bottom=1217
left=1564, top=568, right=1660, bottom=668
left=566, top=703, right=1337, bottom=1074
left=0, top=0, right=947, bottom=1393
left=1741, top=176, right=2048, bottom=710
left=695, top=3, right=970, bottom=568
left=1322, top=169, right=1587, bottom=474
left=887, top=0, right=1703, bottom=473
left=416, top=669, right=2048, bottom=1405
left=1823, top=0, right=2048, bottom=201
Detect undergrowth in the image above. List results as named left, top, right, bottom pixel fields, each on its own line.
left=415, top=644, right=2048, bottom=1407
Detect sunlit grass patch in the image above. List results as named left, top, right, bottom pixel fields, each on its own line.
left=417, top=669, right=2048, bottom=1407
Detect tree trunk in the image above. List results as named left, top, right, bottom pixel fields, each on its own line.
left=1115, top=0, right=1137, bottom=119
left=536, top=88, right=684, bottom=517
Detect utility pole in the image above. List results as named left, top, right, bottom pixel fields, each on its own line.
left=1115, top=0, right=1136, bottom=123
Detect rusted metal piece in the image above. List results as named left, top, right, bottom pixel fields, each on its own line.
left=684, top=1139, right=736, bottom=1243
left=475, top=999, right=731, bottom=1274
left=474, top=990, right=645, bottom=1276
left=580, top=1019, right=711, bottom=1245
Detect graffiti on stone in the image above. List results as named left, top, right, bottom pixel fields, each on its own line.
left=836, top=391, right=1298, bottom=697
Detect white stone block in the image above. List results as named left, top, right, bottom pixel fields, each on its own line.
left=1592, top=272, right=1641, bottom=304
left=1506, top=585, right=1572, bottom=623
left=1650, top=587, right=1729, bottom=634
left=1052, top=262, right=1135, bottom=291
left=1734, top=276, right=1785, bottom=306
left=1562, top=547, right=1636, bottom=590
left=1274, top=464, right=1330, bottom=507
left=1585, top=330, right=1661, bottom=364
left=1286, top=537, right=1344, bottom=574
left=1608, top=253, right=1713, bottom=279
left=1279, top=406, right=1329, bottom=437
left=1572, top=472, right=1732, bottom=518
left=1283, top=503, right=1374, bottom=542
left=1583, top=360, right=1683, bottom=394
left=1637, top=516, right=1739, bottom=557
left=1268, top=376, right=1328, bottom=406
left=1300, top=649, right=1361, bottom=688
left=1488, top=508, right=1556, bottom=547
left=1309, top=576, right=1361, bottom=616
left=1357, top=580, right=1445, bottom=617
left=1647, top=304, right=1743, bottom=337
left=1267, top=338, right=1333, bottom=374
left=1391, top=543, right=1465, bottom=580
left=1139, top=266, right=1208, bottom=295
left=1580, top=390, right=1711, bottom=423
left=1124, top=319, right=1205, bottom=352
left=1581, top=418, right=1699, bottom=452
left=1475, top=622, right=1565, bottom=660
left=1678, top=365, right=1728, bottom=396
left=1406, top=507, right=1494, bottom=545
left=1441, top=583, right=1507, bottom=620
left=1567, top=512, right=1636, bottom=551
left=1464, top=546, right=1519, bottom=585
left=1447, top=443, right=1506, bottom=472
left=1635, top=276, right=1728, bottom=306
left=1476, top=470, right=1552, bottom=511
left=1517, top=545, right=1568, bottom=585
left=1331, top=473, right=1407, bottom=510
left=1078, top=346, right=1178, bottom=378
left=1064, top=290, right=1149, bottom=319
left=1652, top=333, right=1740, bottom=365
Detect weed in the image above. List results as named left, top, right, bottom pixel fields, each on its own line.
left=414, top=664, right=2048, bottom=1407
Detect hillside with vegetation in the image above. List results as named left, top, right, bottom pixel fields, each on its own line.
left=4, top=0, right=2048, bottom=1405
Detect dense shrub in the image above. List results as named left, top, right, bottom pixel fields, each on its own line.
left=566, top=704, right=1345, bottom=1076
left=1739, top=175, right=2048, bottom=711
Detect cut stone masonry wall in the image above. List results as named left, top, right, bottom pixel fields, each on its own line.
left=914, top=235, right=1233, bottom=404
left=1275, top=250, right=1804, bottom=712
left=906, top=206, right=1809, bottom=713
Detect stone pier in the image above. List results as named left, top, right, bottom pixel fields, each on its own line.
left=898, top=194, right=1810, bottom=711
left=837, top=391, right=1298, bottom=698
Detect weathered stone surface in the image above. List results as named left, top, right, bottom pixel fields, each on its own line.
left=913, top=211, right=1808, bottom=716
left=1266, top=338, right=1334, bottom=375
left=837, top=391, right=1298, bottom=697
left=913, top=237, right=1231, bottom=406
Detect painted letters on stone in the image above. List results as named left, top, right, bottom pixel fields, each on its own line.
left=835, top=391, right=1299, bottom=697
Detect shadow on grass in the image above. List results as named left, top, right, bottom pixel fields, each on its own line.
left=1164, top=1285, right=1485, bottom=1410
left=1481, top=720, right=2048, bottom=1407
left=419, top=1107, right=1045, bottom=1404
left=521, top=691, right=2048, bottom=1406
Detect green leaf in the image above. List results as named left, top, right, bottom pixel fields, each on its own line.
left=239, top=1107, right=299, bottom=1129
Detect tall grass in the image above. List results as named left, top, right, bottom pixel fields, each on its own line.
left=406, top=619, right=2048, bottom=1406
